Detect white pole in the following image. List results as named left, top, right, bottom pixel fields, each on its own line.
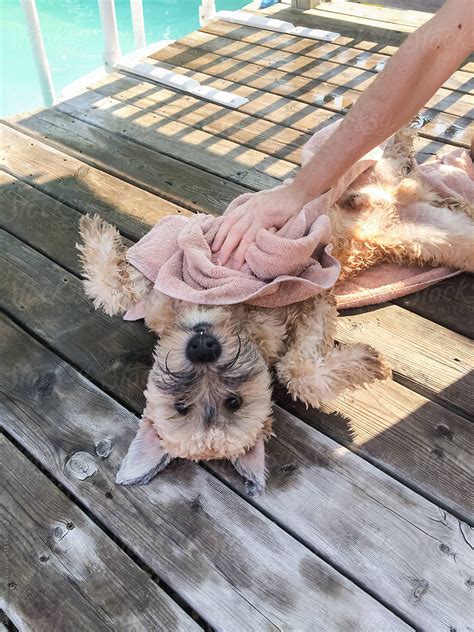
left=20, top=0, right=55, bottom=107
left=98, top=0, right=123, bottom=72
left=130, top=0, right=146, bottom=49
left=199, top=0, right=216, bottom=27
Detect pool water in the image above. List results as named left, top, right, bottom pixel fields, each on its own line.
left=0, top=0, right=247, bottom=117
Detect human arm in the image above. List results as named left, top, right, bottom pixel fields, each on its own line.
left=213, top=0, right=474, bottom=268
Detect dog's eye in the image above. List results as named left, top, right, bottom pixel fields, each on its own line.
left=175, top=402, right=189, bottom=416
left=225, top=395, right=242, bottom=411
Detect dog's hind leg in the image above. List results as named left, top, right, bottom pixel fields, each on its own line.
left=373, top=203, right=474, bottom=272
left=276, top=292, right=391, bottom=408
left=77, top=214, right=151, bottom=316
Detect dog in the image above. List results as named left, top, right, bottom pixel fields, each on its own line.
left=330, top=127, right=474, bottom=279
left=77, top=127, right=473, bottom=495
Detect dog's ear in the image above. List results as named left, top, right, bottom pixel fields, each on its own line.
left=232, top=436, right=266, bottom=496
left=116, top=418, right=172, bottom=485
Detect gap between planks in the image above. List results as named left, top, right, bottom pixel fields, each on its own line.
left=1, top=318, right=414, bottom=631
left=3, top=314, right=473, bottom=630
left=1, top=434, right=201, bottom=632
left=1, top=157, right=472, bottom=421
left=0, top=223, right=472, bottom=525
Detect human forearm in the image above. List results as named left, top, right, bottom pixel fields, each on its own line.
left=290, top=0, right=474, bottom=206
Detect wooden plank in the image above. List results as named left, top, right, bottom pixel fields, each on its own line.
left=1, top=229, right=472, bottom=521
left=0, top=229, right=154, bottom=410
left=199, top=21, right=473, bottom=105
left=0, top=318, right=406, bottom=632
left=92, top=70, right=342, bottom=139
left=170, top=30, right=473, bottom=118
left=360, top=0, right=444, bottom=13
left=215, top=14, right=473, bottom=75
left=0, top=171, right=132, bottom=274
left=200, top=20, right=474, bottom=130
left=278, top=377, right=474, bottom=521
left=141, top=56, right=451, bottom=164
left=53, top=90, right=296, bottom=185
left=147, top=46, right=470, bottom=155
left=0, top=125, right=193, bottom=238
left=394, top=273, right=474, bottom=339
left=8, top=103, right=290, bottom=196
left=3, top=316, right=473, bottom=630
left=1, top=435, right=199, bottom=632
left=89, top=73, right=311, bottom=165
left=1, top=119, right=246, bottom=217
left=89, top=71, right=469, bottom=167
left=256, top=4, right=474, bottom=63
left=317, top=0, right=442, bottom=28
left=336, top=304, right=474, bottom=419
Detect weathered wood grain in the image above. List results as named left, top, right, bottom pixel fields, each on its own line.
left=358, top=0, right=443, bottom=14
left=194, top=24, right=473, bottom=112
left=89, top=73, right=310, bottom=165
left=138, top=58, right=452, bottom=165
left=199, top=20, right=474, bottom=142
left=3, top=316, right=473, bottom=630
left=1, top=228, right=472, bottom=520
left=337, top=303, right=474, bottom=418
left=0, top=196, right=470, bottom=515
left=0, top=171, right=134, bottom=274
left=52, top=90, right=296, bottom=185
left=0, top=317, right=407, bottom=632
left=394, top=273, right=474, bottom=339
left=252, top=3, right=474, bottom=65
left=1, top=435, right=200, bottom=632
left=315, top=0, right=445, bottom=28
left=0, top=125, right=199, bottom=229
left=173, top=28, right=473, bottom=101
left=9, top=101, right=293, bottom=196
left=0, top=229, right=155, bottom=409
left=150, top=41, right=474, bottom=121
left=279, top=376, right=474, bottom=521
left=91, top=70, right=342, bottom=142
left=147, top=46, right=469, bottom=155
left=1, top=117, right=246, bottom=216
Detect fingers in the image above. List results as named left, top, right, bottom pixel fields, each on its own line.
left=231, top=227, right=259, bottom=270
left=212, top=210, right=243, bottom=253
left=217, top=216, right=252, bottom=266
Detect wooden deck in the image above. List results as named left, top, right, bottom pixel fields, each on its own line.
left=1, top=2, right=473, bottom=630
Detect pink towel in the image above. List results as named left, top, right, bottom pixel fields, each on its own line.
left=124, top=122, right=472, bottom=318
left=335, top=146, right=473, bottom=308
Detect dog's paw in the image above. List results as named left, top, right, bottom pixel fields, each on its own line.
left=276, top=356, right=326, bottom=409
left=353, top=343, right=392, bottom=383
left=245, top=479, right=265, bottom=497
left=340, top=191, right=370, bottom=212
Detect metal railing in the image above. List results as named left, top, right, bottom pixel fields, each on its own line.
left=20, top=0, right=216, bottom=107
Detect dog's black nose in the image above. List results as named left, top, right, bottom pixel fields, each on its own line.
left=186, top=333, right=221, bottom=363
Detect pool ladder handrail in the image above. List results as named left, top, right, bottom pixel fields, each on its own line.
left=20, top=0, right=217, bottom=107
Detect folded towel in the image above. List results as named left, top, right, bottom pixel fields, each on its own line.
left=124, top=121, right=473, bottom=318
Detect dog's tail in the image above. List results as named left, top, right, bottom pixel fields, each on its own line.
left=77, top=214, right=150, bottom=316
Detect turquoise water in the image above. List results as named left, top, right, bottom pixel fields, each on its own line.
left=0, top=0, right=246, bottom=117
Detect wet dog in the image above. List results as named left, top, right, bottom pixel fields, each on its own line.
left=78, top=217, right=389, bottom=494
left=78, top=129, right=473, bottom=495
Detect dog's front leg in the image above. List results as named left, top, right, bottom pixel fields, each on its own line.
left=77, top=214, right=151, bottom=316
left=276, top=292, right=391, bottom=408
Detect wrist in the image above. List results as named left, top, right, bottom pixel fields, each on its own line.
left=284, top=179, right=312, bottom=212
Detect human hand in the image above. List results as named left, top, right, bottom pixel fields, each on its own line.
left=212, top=184, right=305, bottom=269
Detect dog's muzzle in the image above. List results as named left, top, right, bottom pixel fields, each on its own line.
left=186, top=332, right=222, bottom=363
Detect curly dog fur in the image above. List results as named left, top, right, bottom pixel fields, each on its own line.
left=77, top=126, right=473, bottom=494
